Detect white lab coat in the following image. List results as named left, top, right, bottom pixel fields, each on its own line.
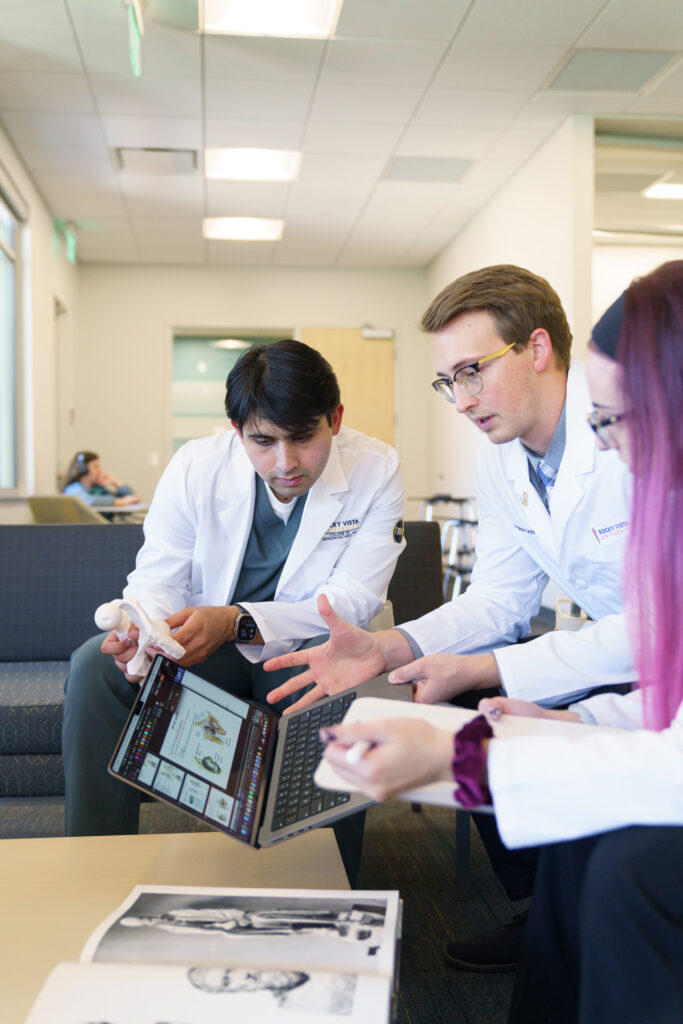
left=402, top=365, right=634, bottom=705
left=124, top=425, right=405, bottom=663
left=489, top=694, right=683, bottom=848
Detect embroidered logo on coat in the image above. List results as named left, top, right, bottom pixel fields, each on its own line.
left=591, top=520, right=628, bottom=544
left=323, top=518, right=360, bottom=541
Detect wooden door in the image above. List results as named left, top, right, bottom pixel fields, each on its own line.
left=301, top=328, right=394, bottom=446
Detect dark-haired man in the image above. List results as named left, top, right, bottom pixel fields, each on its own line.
left=63, top=340, right=405, bottom=880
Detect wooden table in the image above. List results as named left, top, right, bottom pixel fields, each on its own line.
left=0, top=830, right=348, bottom=1023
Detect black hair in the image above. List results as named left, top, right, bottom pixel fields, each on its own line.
left=225, top=340, right=341, bottom=433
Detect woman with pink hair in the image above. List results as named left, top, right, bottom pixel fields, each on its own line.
left=322, top=261, right=683, bottom=1024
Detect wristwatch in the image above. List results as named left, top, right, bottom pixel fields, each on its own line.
left=234, top=606, right=259, bottom=644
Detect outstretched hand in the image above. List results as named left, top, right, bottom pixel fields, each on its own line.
left=264, top=594, right=388, bottom=714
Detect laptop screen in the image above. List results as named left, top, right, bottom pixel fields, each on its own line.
left=110, top=656, right=277, bottom=844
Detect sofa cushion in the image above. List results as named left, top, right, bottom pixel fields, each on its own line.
left=0, top=754, right=64, bottom=797
left=0, top=662, right=66, bottom=754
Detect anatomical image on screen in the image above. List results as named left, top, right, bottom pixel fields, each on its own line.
left=159, top=687, right=242, bottom=788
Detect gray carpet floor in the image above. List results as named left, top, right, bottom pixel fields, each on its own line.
left=1, top=796, right=521, bottom=1023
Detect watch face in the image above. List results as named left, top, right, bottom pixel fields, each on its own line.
left=236, top=613, right=258, bottom=643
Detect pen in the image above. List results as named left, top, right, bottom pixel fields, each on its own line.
left=345, top=740, right=373, bottom=765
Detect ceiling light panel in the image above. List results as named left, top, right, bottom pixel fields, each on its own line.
left=205, top=147, right=301, bottom=180
left=203, top=216, right=284, bottom=240
left=644, top=182, right=683, bottom=199
left=200, top=0, right=343, bottom=38
left=548, top=49, right=675, bottom=92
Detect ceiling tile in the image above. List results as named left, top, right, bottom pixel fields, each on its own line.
left=41, top=192, right=128, bottom=218
left=0, top=70, right=93, bottom=112
left=15, top=142, right=112, bottom=173
left=137, top=239, right=205, bottom=262
left=396, top=124, right=499, bottom=159
left=549, top=50, right=675, bottom=92
left=0, top=1, right=70, bottom=26
left=130, top=216, right=203, bottom=238
left=336, top=0, right=470, bottom=41
left=319, top=39, right=447, bottom=88
left=435, top=42, right=566, bottom=91
left=31, top=169, right=119, bottom=196
left=302, top=120, right=402, bottom=155
left=78, top=23, right=201, bottom=78
left=413, top=88, right=530, bottom=128
left=205, top=118, right=304, bottom=149
left=66, top=0, right=130, bottom=28
left=383, top=156, right=472, bottom=182
left=362, top=180, right=457, bottom=221
left=581, top=0, right=683, bottom=50
left=76, top=215, right=132, bottom=234
left=284, top=180, right=369, bottom=218
left=206, top=181, right=289, bottom=218
left=0, top=25, right=80, bottom=72
left=0, top=110, right=102, bottom=145
left=459, top=0, right=606, bottom=46
left=205, top=79, right=314, bottom=120
left=309, top=83, right=423, bottom=123
left=204, top=35, right=324, bottom=81
left=296, top=152, right=387, bottom=184
left=101, top=114, right=202, bottom=149
left=91, top=75, right=202, bottom=117
left=118, top=174, right=203, bottom=203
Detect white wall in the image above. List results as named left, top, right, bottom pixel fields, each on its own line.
left=422, top=115, right=594, bottom=500
left=73, top=265, right=430, bottom=514
left=593, top=243, right=683, bottom=322
left=0, top=122, right=77, bottom=523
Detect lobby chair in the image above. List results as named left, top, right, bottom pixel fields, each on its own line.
left=27, top=495, right=109, bottom=524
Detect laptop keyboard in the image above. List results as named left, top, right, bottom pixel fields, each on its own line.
left=271, top=692, right=356, bottom=832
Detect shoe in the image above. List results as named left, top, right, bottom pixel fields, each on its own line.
left=443, top=911, right=527, bottom=973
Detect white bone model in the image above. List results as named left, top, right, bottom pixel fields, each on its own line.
left=94, top=596, right=185, bottom=678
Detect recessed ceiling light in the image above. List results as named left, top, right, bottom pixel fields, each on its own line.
left=210, top=339, right=252, bottom=349
left=203, top=217, right=284, bottom=240
left=205, top=148, right=301, bottom=181
left=643, top=182, right=683, bottom=200
left=200, top=0, right=343, bottom=38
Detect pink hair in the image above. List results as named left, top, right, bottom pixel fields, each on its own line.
left=619, top=261, right=683, bottom=729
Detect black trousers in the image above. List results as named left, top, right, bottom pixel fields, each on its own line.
left=508, top=825, right=683, bottom=1024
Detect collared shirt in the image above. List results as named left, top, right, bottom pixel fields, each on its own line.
left=524, top=401, right=567, bottom=511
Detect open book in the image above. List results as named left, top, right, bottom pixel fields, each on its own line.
left=25, top=885, right=402, bottom=1024
left=314, top=696, right=621, bottom=809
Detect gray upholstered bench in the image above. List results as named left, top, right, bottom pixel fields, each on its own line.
left=0, top=524, right=144, bottom=798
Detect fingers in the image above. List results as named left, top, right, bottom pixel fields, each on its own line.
left=165, top=608, right=194, bottom=630
left=478, top=696, right=509, bottom=722
left=387, top=659, right=421, bottom=685
left=263, top=649, right=312, bottom=674
left=266, top=669, right=316, bottom=704
left=317, top=592, right=342, bottom=629
left=278, top=686, right=327, bottom=716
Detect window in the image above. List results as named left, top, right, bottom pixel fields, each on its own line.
left=0, top=196, right=18, bottom=490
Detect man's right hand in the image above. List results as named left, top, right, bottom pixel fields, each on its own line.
left=101, top=627, right=144, bottom=683
left=264, top=594, right=392, bottom=714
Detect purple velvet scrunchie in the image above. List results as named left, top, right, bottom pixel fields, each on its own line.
left=452, top=714, right=493, bottom=808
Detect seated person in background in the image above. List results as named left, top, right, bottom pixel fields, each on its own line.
left=62, top=340, right=405, bottom=885
left=265, top=265, right=632, bottom=968
left=62, top=450, right=140, bottom=508
left=320, top=261, right=683, bottom=1024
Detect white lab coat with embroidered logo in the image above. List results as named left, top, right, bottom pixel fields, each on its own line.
left=401, top=364, right=634, bottom=705
left=124, top=425, right=405, bottom=663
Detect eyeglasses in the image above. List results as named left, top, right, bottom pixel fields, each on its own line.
left=586, top=410, right=626, bottom=445
left=431, top=342, right=516, bottom=402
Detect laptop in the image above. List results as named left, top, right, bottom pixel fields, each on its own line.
left=109, top=654, right=411, bottom=848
